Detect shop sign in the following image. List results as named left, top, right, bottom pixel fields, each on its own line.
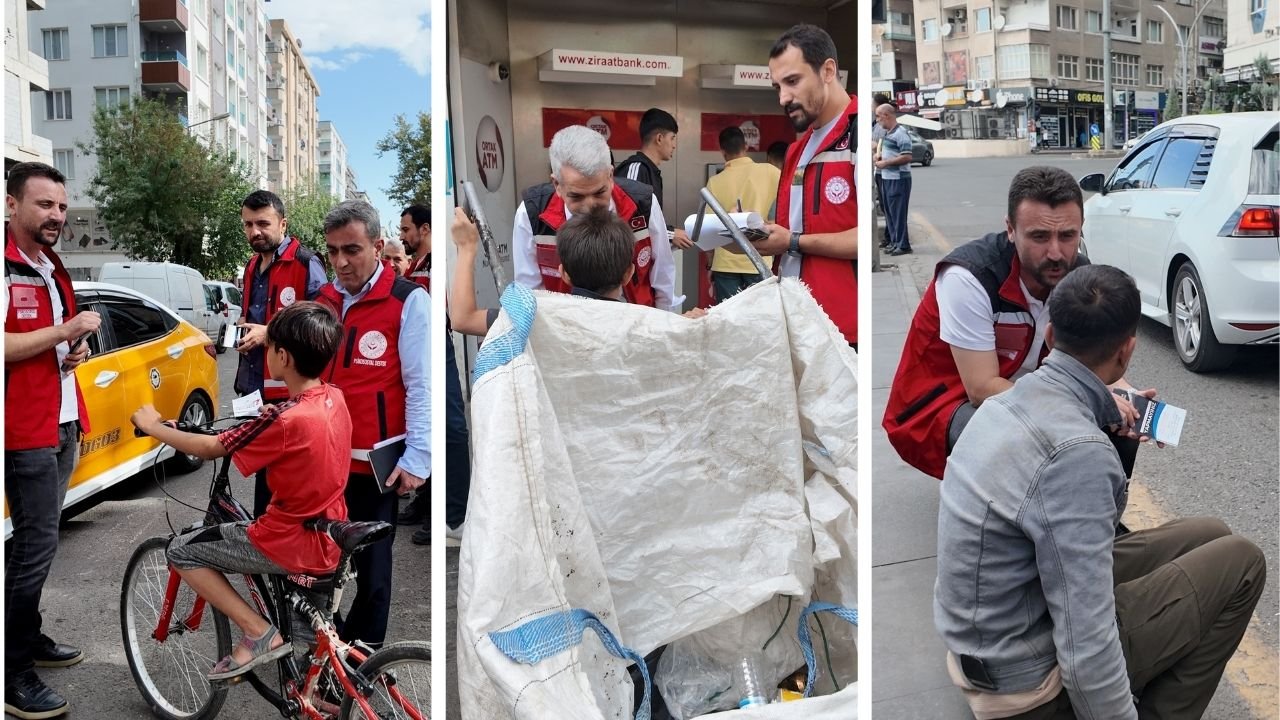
left=894, top=90, right=919, bottom=112
left=1134, top=90, right=1160, bottom=110
left=993, top=86, right=1032, bottom=107
left=542, top=108, right=644, bottom=148
left=1034, top=87, right=1070, bottom=104
left=546, top=49, right=683, bottom=78
left=699, top=114, right=796, bottom=152
left=1072, top=89, right=1106, bottom=105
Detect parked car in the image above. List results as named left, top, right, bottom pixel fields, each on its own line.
left=1079, top=112, right=1278, bottom=371
left=3, top=282, right=221, bottom=538
left=906, top=128, right=934, bottom=167
left=98, top=262, right=224, bottom=347
left=204, top=280, right=243, bottom=351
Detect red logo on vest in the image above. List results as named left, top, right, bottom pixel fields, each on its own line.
left=629, top=215, right=647, bottom=231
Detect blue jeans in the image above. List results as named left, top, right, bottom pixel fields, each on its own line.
left=882, top=175, right=913, bottom=252
left=4, top=421, right=80, bottom=677
left=711, top=272, right=764, bottom=304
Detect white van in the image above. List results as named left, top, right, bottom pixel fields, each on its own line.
left=98, top=262, right=227, bottom=348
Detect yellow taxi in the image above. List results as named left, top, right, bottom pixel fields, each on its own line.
left=4, top=282, right=221, bottom=538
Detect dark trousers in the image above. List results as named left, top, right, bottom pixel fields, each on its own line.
left=711, top=272, right=764, bottom=305
left=445, top=334, right=470, bottom=529
left=338, top=473, right=398, bottom=648
left=1009, top=517, right=1266, bottom=719
left=881, top=175, right=912, bottom=252
left=4, top=421, right=79, bottom=677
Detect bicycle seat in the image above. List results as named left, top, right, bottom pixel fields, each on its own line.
left=304, top=518, right=393, bottom=554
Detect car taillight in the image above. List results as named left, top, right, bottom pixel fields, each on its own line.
left=1220, top=205, right=1279, bottom=237
left=203, top=343, right=217, bottom=360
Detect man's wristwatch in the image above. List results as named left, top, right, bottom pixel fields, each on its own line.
left=788, top=231, right=802, bottom=255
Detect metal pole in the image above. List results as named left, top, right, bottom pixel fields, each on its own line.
left=697, top=188, right=771, bottom=281
left=1154, top=3, right=1188, bottom=116
left=1103, top=0, right=1113, bottom=149
left=460, top=181, right=509, bottom=290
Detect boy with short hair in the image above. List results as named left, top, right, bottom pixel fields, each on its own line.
left=555, top=207, right=637, bottom=302
left=130, top=301, right=352, bottom=680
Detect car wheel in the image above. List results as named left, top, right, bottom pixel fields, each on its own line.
left=167, top=393, right=212, bottom=474
left=923, top=152, right=933, bottom=167
left=214, top=326, right=227, bottom=355
left=1170, top=263, right=1236, bottom=372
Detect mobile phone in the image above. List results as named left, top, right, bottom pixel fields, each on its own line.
left=958, top=654, right=997, bottom=691
left=61, top=332, right=92, bottom=372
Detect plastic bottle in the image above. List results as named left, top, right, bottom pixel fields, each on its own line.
left=737, top=655, right=769, bottom=708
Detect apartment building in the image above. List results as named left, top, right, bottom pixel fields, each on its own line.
left=1223, top=0, right=1278, bottom=93
left=907, top=0, right=1225, bottom=148
left=873, top=0, right=920, bottom=93
left=317, top=119, right=348, bottom=199
left=266, top=18, right=320, bottom=191
left=5, top=0, right=53, bottom=172
left=28, top=0, right=271, bottom=278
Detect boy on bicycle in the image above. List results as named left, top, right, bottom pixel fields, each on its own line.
left=130, top=301, right=353, bottom=680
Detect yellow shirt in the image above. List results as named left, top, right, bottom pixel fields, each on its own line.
left=706, top=156, right=782, bottom=275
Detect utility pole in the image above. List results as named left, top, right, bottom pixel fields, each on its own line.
left=1103, top=0, right=1113, bottom=149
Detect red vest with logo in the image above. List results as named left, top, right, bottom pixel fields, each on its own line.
left=5, top=230, right=91, bottom=450
left=522, top=178, right=658, bottom=307
left=407, top=253, right=430, bottom=292
left=881, top=232, right=1086, bottom=479
left=241, top=238, right=317, bottom=401
left=317, top=264, right=419, bottom=476
left=774, top=96, right=858, bottom=345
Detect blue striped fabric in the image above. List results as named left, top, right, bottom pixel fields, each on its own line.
left=796, top=601, right=858, bottom=697
left=489, top=608, right=652, bottom=720
left=472, top=283, right=537, bottom=383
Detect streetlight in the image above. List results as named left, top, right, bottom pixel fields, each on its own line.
left=1153, top=0, right=1217, bottom=117
left=186, top=111, right=232, bottom=131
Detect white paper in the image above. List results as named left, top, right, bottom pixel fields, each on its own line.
left=684, top=212, right=763, bottom=252
left=1151, top=402, right=1186, bottom=447
left=232, top=390, right=263, bottom=418
left=221, top=323, right=241, bottom=348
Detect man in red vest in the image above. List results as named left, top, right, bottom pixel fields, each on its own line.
left=513, top=125, right=677, bottom=311
left=4, top=162, right=99, bottom=719
left=317, top=201, right=430, bottom=648
left=752, top=24, right=857, bottom=347
left=399, top=203, right=431, bottom=289
left=232, top=189, right=327, bottom=515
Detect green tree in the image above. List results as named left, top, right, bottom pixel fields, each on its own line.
left=279, top=181, right=340, bottom=256
left=78, top=98, right=254, bottom=278
left=375, top=112, right=431, bottom=208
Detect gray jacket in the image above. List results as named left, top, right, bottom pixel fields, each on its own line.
left=934, top=349, right=1136, bottom=720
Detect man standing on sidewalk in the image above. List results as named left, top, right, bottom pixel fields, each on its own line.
left=935, top=265, right=1265, bottom=718
left=875, top=103, right=913, bottom=256
left=706, top=126, right=780, bottom=302
left=396, top=203, right=432, bottom=534
left=755, top=23, right=857, bottom=346
left=317, top=201, right=430, bottom=647
left=4, top=162, right=99, bottom=719
left=233, top=189, right=327, bottom=516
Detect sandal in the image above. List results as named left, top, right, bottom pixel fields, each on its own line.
left=208, top=625, right=290, bottom=681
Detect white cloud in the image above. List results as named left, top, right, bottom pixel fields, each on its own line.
left=265, top=0, right=431, bottom=75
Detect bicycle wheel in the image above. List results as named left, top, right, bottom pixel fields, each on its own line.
left=121, top=536, right=232, bottom=720
left=339, top=641, right=432, bottom=719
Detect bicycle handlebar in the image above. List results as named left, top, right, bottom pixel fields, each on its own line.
left=133, top=417, right=249, bottom=439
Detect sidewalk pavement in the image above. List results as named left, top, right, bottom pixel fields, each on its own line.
left=870, top=264, right=973, bottom=718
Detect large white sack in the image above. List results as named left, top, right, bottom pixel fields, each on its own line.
left=458, top=279, right=857, bottom=719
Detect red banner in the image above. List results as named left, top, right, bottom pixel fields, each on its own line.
left=542, top=108, right=645, bottom=149
left=699, top=113, right=797, bottom=153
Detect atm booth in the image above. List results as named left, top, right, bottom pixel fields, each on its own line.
left=446, top=0, right=856, bottom=381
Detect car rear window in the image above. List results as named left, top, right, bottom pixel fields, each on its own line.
left=1249, top=128, right=1279, bottom=195
left=102, top=298, right=175, bottom=351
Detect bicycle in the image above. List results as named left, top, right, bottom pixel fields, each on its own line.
left=120, top=417, right=430, bottom=720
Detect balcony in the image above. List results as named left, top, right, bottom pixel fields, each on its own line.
left=140, top=0, right=189, bottom=33
left=141, top=51, right=191, bottom=93
left=884, top=23, right=915, bottom=41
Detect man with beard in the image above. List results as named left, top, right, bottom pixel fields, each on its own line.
left=233, top=189, right=327, bottom=515
left=750, top=24, right=857, bottom=346
left=883, top=166, right=1153, bottom=480
left=4, top=162, right=99, bottom=718
left=399, top=204, right=431, bottom=289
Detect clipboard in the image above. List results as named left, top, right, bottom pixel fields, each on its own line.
left=369, top=435, right=407, bottom=494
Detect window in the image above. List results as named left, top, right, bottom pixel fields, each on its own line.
left=1086, top=10, right=1102, bottom=33
left=1151, top=137, right=1207, bottom=189
left=1146, top=19, right=1163, bottom=43
left=1108, top=137, right=1165, bottom=191
left=53, top=149, right=74, bottom=179
left=101, top=298, right=174, bottom=350
left=922, top=18, right=939, bottom=41
left=1057, top=5, right=1078, bottom=30
left=1058, top=54, right=1079, bottom=79
left=1146, top=64, right=1164, bottom=86
left=1030, top=45, right=1050, bottom=77
left=95, top=86, right=130, bottom=108
left=975, top=55, right=994, bottom=80
left=197, top=44, right=208, bottom=78
left=92, top=24, right=129, bottom=58
left=975, top=7, right=991, bottom=32
left=1178, top=25, right=1191, bottom=44
left=999, top=44, right=1030, bottom=78
left=45, top=89, right=72, bottom=120
left=1203, top=16, right=1224, bottom=38
left=1113, top=53, right=1139, bottom=86
left=42, top=28, right=69, bottom=60
left=1086, top=57, right=1104, bottom=81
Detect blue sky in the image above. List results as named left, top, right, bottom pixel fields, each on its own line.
left=262, top=0, right=431, bottom=233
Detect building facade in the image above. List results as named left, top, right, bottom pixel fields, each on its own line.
left=1223, top=0, right=1279, bottom=94
left=5, top=0, right=53, bottom=172
left=266, top=18, right=320, bottom=191
left=873, top=0, right=920, bottom=93
left=317, top=119, right=347, bottom=199
left=907, top=0, right=1225, bottom=148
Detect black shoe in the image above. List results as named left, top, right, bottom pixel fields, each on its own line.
left=878, top=240, right=890, bottom=248
left=5, top=670, right=68, bottom=719
left=32, top=635, right=82, bottom=669
left=888, top=247, right=913, bottom=256
left=411, top=527, right=430, bottom=545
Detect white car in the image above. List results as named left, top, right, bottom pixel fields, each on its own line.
left=204, top=280, right=243, bottom=351
left=1080, top=112, right=1278, bottom=371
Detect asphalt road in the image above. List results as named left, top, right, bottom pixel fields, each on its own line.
left=883, top=154, right=1279, bottom=718
left=18, top=348, right=432, bottom=719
